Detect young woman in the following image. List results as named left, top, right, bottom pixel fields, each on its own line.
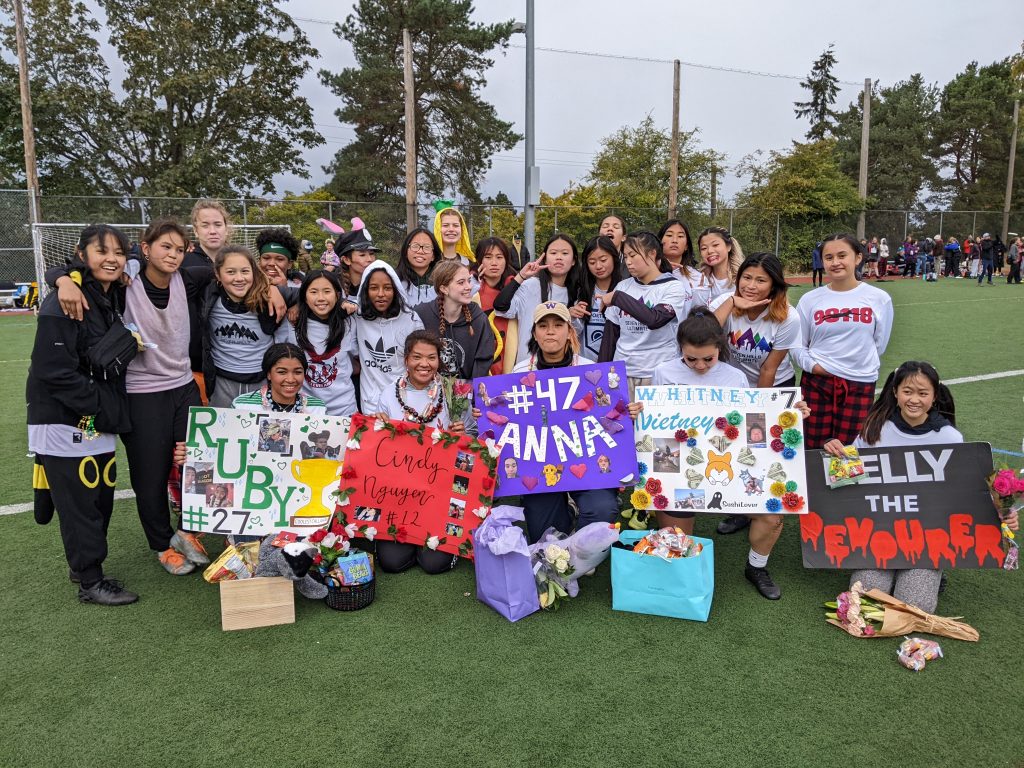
left=369, top=330, right=471, bottom=574
left=292, top=270, right=357, bottom=416
left=232, top=343, right=327, bottom=414
left=902, top=237, right=918, bottom=278
left=598, top=214, right=627, bottom=255
left=692, top=226, right=745, bottom=307
left=433, top=205, right=474, bottom=266
left=943, top=236, right=961, bottom=278
left=396, top=227, right=442, bottom=307
left=578, top=236, right=622, bottom=361
left=336, top=224, right=380, bottom=302
left=599, top=232, right=690, bottom=398
left=256, top=228, right=301, bottom=288
left=53, top=219, right=215, bottom=577
left=658, top=219, right=696, bottom=274
left=29, top=225, right=138, bottom=605
left=824, top=362, right=1018, bottom=612
left=185, top=198, right=231, bottom=268
left=708, top=253, right=805, bottom=591
left=472, top=236, right=516, bottom=374
left=878, top=238, right=890, bottom=278
left=795, top=233, right=894, bottom=449
left=414, top=261, right=495, bottom=381
left=352, top=260, right=424, bottom=412
left=510, top=303, right=618, bottom=542
left=493, top=233, right=585, bottom=368
left=321, top=238, right=340, bottom=272
left=647, top=307, right=809, bottom=599
left=865, top=237, right=880, bottom=279
left=202, top=245, right=290, bottom=408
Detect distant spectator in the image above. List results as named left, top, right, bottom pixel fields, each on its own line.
left=296, top=239, right=314, bottom=273
left=321, top=238, right=340, bottom=272
left=811, top=241, right=824, bottom=287
left=978, top=233, right=995, bottom=285
left=943, top=237, right=961, bottom=278
left=1006, top=235, right=1021, bottom=285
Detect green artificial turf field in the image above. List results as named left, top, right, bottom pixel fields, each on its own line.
left=1, top=278, right=1022, bottom=768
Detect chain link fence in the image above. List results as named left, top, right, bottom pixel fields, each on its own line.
left=1, top=189, right=1019, bottom=283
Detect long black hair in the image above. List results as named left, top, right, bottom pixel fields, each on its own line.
left=735, top=252, right=791, bottom=323
left=396, top=227, right=442, bottom=287
left=261, top=342, right=308, bottom=377
left=580, top=235, right=622, bottom=301
left=295, top=270, right=347, bottom=353
left=359, top=265, right=408, bottom=320
left=860, top=361, right=955, bottom=445
left=75, top=224, right=131, bottom=265
left=676, top=305, right=730, bottom=361
left=657, top=218, right=696, bottom=272
left=623, top=231, right=673, bottom=276
left=538, top=233, right=585, bottom=304
left=472, top=236, right=516, bottom=288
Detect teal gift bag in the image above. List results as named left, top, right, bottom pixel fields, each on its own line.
left=611, top=530, right=714, bottom=622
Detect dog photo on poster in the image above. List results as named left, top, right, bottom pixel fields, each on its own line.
left=801, top=442, right=1009, bottom=569
left=633, top=385, right=808, bottom=515
left=337, top=414, right=499, bottom=558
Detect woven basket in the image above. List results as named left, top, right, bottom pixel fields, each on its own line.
left=324, top=579, right=375, bottom=611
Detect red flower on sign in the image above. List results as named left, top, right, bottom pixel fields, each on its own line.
left=308, top=529, right=327, bottom=543
left=350, top=413, right=367, bottom=429
left=645, top=477, right=662, bottom=494
left=454, top=382, right=473, bottom=397
left=312, top=553, right=323, bottom=565
left=771, top=439, right=785, bottom=452
left=674, top=429, right=688, bottom=442
left=714, top=417, right=728, bottom=430
left=481, top=476, right=494, bottom=491
left=341, top=466, right=357, bottom=480
left=653, top=494, right=668, bottom=510
left=781, top=492, right=804, bottom=511
left=725, top=426, right=739, bottom=440
left=770, top=425, right=784, bottom=438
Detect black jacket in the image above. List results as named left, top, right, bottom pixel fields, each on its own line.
left=27, top=275, right=131, bottom=434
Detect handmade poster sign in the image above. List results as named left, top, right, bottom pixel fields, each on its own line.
left=801, top=442, right=1008, bottom=569
left=475, top=361, right=634, bottom=495
left=181, top=408, right=351, bottom=536
left=632, top=385, right=808, bottom=515
left=336, top=414, right=499, bottom=558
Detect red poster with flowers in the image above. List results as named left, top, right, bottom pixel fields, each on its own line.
left=335, top=414, right=500, bottom=558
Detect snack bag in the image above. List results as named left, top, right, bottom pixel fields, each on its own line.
left=827, top=446, right=866, bottom=488
left=203, top=545, right=254, bottom=583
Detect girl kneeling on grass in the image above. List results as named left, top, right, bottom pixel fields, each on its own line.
left=643, top=307, right=810, bottom=600
left=824, top=361, right=1019, bottom=613
left=795, top=233, right=893, bottom=449
left=29, top=225, right=138, bottom=605
left=368, top=330, right=473, bottom=574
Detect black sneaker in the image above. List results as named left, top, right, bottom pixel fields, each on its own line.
left=78, top=578, right=139, bottom=606
left=744, top=564, right=781, bottom=600
left=938, top=572, right=948, bottom=594
left=717, top=514, right=751, bottom=535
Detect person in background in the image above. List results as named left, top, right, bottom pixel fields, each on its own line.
left=966, top=236, right=980, bottom=278
left=185, top=198, right=231, bottom=268
left=432, top=202, right=475, bottom=267
left=396, top=227, right=442, bottom=307
left=943, top=236, right=961, bottom=278
left=255, top=228, right=300, bottom=288
left=472, top=236, right=516, bottom=374
left=865, top=237, right=879, bottom=279
left=993, top=235, right=1007, bottom=277
left=336, top=221, right=380, bottom=303
left=811, top=241, right=824, bottom=287
left=978, top=233, right=995, bottom=285
left=1007, top=235, right=1022, bottom=284
left=296, top=240, right=315, bottom=274
left=877, top=238, right=889, bottom=278
left=901, top=236, right=917, bottom=278
left=598, top=214, right=628, bottom=256
left=320, top=238, right=340, bottom=273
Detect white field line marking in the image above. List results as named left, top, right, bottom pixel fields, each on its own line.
left=893, top=296, right=1024, bottom=307
left=0, top=359, right=29, bottom=363
left=0, top=488, right=135, bottom=516
left=945, top=370, right=1024, bottom=386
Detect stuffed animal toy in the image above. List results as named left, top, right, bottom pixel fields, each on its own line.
left=254, top=536, right=328, bottom=600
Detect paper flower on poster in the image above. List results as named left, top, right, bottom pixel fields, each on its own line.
left=726, top=411, right=743, bottom=426
left=770, top=425, right=784, bottom=438
left=782, top=428, right=803, bottom=448
left=771, top=439, right=785, bottom=452
left=653, top=494, right=668, bottom=510
left=630, top=489, right=652, bottom=508
left=778, top=411, right=798, bottom=428
left=765, top=498, right=782, bottom=512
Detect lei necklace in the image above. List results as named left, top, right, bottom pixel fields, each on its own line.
left=395, top=375, right=444, bottom=424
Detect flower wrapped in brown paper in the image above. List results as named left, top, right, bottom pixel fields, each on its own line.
left=826, top=588, right=979, bottom=642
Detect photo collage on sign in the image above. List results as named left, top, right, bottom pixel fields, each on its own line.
left=446, top=450, right=476, bottom=539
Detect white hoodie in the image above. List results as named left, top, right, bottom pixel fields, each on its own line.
left=352, top=260, right=424, bottom=412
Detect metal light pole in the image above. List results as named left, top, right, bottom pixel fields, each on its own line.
left=522, top=0, right=537, bottom=261
left=856, top=78, right=871, bottom=240
left=1002, top=99, right=1019, bottom=245
left=13, top=0, right=40, bottom=224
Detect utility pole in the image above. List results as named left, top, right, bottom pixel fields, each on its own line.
left=402, top=28, right=417, bottom=231
left=1002, top=98, right=1019, bottom=245
left=668, top=59, right=680, bottom=218
left=710, top=166, right=717, bottom=219
left=14, top=0, right=40, bottom=224
left=523, top=0, right=537, bottom=261
left=856, top=78, right=871, bottom=240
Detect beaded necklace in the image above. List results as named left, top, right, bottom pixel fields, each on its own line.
left=394, top=375, right=444, bottom=424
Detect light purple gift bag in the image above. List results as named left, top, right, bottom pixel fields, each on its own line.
left=473, top=506, right=540, bottom=622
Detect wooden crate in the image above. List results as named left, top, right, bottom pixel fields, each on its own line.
left=220, top=577, right=295, bottom=631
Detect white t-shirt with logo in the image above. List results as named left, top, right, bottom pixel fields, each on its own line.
left=795, top=283, right=893, bottom=383
left=604, top=275, right=689, bottom=378
left=301, top=317, right=357, bottom=417
left=709, top=294, right=802, bottom=386
left=651, top=357, right=750, bottom=387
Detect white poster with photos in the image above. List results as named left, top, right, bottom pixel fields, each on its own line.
left=633, top=386, right=808, bottom=516
left=181, top=406, right=352, bottom=537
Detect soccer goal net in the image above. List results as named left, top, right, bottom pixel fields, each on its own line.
left=32, top=223, right=290, bottom=297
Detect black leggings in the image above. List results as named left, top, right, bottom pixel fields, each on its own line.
left=812, top=269, right=824, bottom=287
left=121, top=380, right=201, bottom=551
left=375, top=541, right=457, bottom=574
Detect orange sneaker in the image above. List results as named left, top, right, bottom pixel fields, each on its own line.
left=171, top=530, right=210, bottom=565
left=158, top=548, right=195, bottom=575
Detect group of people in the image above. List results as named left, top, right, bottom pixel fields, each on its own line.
left=27, top=199, right=1017, bottom=614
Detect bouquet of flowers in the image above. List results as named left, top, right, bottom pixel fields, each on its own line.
left=307, top=518, right=377, bottom=580
left=442, top=377, right=473, bottom=425
left=824, top=580, right=979, bottom=641
left=986, top=468, right=1023, bottom=570
left=529, top=533, right=577, bottom=610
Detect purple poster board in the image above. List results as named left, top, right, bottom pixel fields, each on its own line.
left=475, top=361, right=635, bottom=496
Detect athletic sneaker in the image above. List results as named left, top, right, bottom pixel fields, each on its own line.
left=158, top=548, right=196, bottom=575
left=78, top=578, right=139, bottom=606
left=170, top=530, right=210, bottom=565
left=744, top=564, right=781, bottom=600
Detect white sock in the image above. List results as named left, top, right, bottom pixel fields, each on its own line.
left=748, top=549, right=769, bottom=568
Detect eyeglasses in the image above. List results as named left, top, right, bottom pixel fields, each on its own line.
left=408, top=244, right=433, bottom=253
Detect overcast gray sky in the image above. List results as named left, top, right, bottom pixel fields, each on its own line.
left=280, top=0, right=1023, bottom=205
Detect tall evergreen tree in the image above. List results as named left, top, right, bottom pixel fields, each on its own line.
left=319, top=0, right=520, bottom=202
left=794, top=45, right=840, bottom=141
left=0, top=0, right=322, bottom=198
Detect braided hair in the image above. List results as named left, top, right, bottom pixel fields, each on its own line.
left=432, top=260, right=475, bottom=340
